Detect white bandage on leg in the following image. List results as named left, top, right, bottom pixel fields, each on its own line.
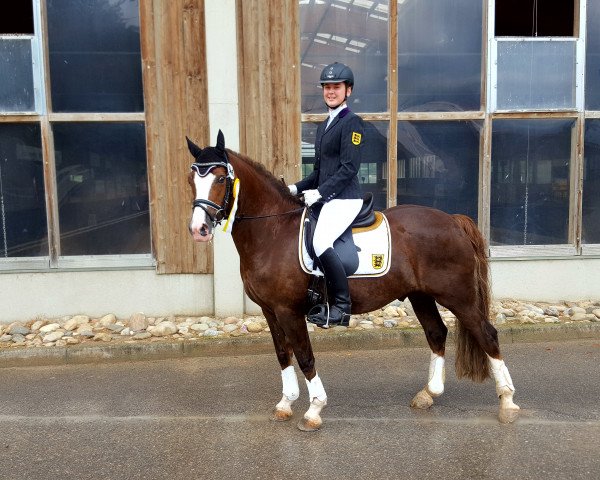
left=305, top=373, right=327, bottom=402
left=427, top=353, right=445, bottom=396
left=281, top=365, right=300, bottom=401
left=488, top=355, right=516, bottom=397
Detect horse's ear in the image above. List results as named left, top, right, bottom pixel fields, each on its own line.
left=186, top=136, right=202, bottom=158
left=216, top=129, right=225, bottom=153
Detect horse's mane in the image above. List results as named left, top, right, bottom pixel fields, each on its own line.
left=230, top=150, right=304, bottom=206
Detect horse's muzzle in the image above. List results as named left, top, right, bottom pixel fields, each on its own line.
left=189, top=223, right=213, bottom=243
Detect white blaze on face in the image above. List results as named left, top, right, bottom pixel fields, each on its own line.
left=190, top=171, right=215, bottom=242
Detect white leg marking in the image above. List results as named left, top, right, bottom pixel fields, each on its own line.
left=298, top=373, right=327, bottom=431
left=281, top=365, right=299, bottom=401
left=488, top=355, right=520, bottom=423
left=427, top=352, right=445, bottom=397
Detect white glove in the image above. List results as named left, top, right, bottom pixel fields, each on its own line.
left=287, top=184, right=298, bottom=195
left=303, top=189, right=322, bottom=207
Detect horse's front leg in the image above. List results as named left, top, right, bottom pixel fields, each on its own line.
left=274, top=306, right=327, bottom=431
left=263, top=309, right=299, bottom=421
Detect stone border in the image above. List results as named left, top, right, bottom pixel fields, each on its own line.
left=1, top=322, right=599, bottom=369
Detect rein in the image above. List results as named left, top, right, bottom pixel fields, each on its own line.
left=235, top=207, right=304, bottom=221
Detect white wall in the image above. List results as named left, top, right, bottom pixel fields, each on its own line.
left=0, top=270, right=213, bottom=323
left=490, top=257, right=600, bottom=302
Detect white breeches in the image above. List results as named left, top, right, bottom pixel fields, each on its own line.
left=313, top=199, right=363, bottom=257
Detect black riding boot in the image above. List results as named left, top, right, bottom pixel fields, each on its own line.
left=307, top=248, right=351, bottom=328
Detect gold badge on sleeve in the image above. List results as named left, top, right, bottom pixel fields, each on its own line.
left=351, top=132, right=362, bottom=145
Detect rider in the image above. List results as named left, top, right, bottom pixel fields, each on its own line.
left=288, top=62, right=364, bottom=327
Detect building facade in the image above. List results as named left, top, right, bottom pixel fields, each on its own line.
left=0, top=0, right=598, bottom=323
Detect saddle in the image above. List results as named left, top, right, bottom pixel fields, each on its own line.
left=304, top=193, right=376, bottom=276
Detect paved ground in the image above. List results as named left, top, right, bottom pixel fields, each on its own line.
left=0, top=340, right=599, bottom=480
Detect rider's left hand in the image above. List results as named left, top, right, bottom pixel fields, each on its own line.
left=303, top=189, right=322, bottom=206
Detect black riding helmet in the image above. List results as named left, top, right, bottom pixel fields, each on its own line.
left=320, top=62, right=354, bottom=88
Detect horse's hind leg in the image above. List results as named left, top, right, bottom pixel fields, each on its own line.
left=449, top=301, right=520, bottom=424
left=263, top=309, right=299, bottom=422
left=408, top=293, right=448, bottom=410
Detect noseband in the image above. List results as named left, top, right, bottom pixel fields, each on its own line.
left=190, top=151, right=235, bottom=229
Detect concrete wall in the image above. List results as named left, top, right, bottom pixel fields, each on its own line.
left=0, top=270, right=213, bottom=323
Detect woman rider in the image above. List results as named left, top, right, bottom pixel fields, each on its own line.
left=288, top=62, right=364, bottom=327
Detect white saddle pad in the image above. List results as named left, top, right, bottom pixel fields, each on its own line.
left=298, top=209, right=392, bottom=278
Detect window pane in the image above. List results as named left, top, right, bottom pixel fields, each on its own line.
left=397, top=0, right=482, bottom=112
left=0, top=1, right=34, bottom=34
left=0, top=123, right=47, bottom=257
left=300, top=0, right=389, bottom=114
left=496, top=40, right=576, bottom=111
left=301, top=120, right=388, bottom=211
left=53, top=123, right=149, bottom=255
left=495, top=0, right=574, bottom=37
left=583, top=120, right=600, bottom=244
left=491, top=119, right=572, bottom=246
left=47, top=0, right=143, bottom=112
left=0, top=39, right=35, bottom=112
left=396, top=121, right=480, bottom=221
left=586, top=0, right=600, bottom=109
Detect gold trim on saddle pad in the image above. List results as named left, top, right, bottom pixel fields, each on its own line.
left=352, top=211, right=384, bottom=234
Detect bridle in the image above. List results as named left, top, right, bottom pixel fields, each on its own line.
left=190, top=150, right=234, bottom=230
left=190, top=151, right=305, bottom=229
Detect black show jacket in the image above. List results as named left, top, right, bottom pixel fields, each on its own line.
left=295, top=108, right=364, bottom=201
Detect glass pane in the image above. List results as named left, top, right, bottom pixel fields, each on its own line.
left=491, top=119, right=572, bottom=246
left=396, top=121, right=480, bottom=221
left=0, top=1, right=34, bottom=34
left=0, top=123, right=47, bottom=257
left=301, top=120, right=388, bottom=211
left=586, top=0, right=600, bottom=109
left=496, top=40, right=576, bottom=111
left=0, top=39, right=35, bottom=112
left=300, top=0, right=389, bottom=114
left=397, top=0, right=482, bottom=112
left=47, top=0, right=143, bottom=112
left=53, top=123, right=149, bottom=255
left=583, top=120, right=600, bottom=244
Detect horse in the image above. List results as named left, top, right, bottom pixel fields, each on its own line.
left=186, top=130, right=520, bottom=431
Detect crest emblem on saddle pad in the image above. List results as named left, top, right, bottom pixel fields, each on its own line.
left=351, top=132, right=362, bottom=145
left=372, top=254, right=384, bottom=270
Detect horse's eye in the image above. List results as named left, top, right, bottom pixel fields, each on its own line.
left=217, top=176, right=226, bottom=184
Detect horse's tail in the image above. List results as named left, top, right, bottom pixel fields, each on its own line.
left=451, top=214, right=491, bottom=383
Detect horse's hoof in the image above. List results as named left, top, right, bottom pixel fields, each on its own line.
left=272, top=408, right=293, bottom=422
left=410, top=388, right=434, bottom=410
left=498, top=407, right=520, bottom=424
left=297, top=416, right=322, bottom=432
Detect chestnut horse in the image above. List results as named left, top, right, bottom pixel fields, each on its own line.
left=187, top=131, right=520, bottom=431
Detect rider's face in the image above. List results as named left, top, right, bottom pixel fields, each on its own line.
left=322, top=82, right=351, bottom=109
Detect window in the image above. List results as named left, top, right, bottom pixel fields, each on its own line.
left=586, top=0, right=600, bottom=109
left=300, top=0, right=389, bottom=114
left=0, top=0, right=149, bottom=269
left=490, top=119, right=573, bottom=247
left=583, top=120, right=600, bottom=246
left=397, top=0, right=483, bottom=112
left=397, top=121, right=480, bottom=221
left=495, top=0, right=575, bottom=37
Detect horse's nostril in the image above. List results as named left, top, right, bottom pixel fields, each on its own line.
left=200, top=226, right=208, bottom=237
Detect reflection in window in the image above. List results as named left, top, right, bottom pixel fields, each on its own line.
left=0, top=39, right=36, bottom=112
left=52, top=123, right=149, bottom=255
left=301, top=121, right=388, bottom=211
left=583, top=120, right=600, bottom=244
left=586, top=0, right=600, bottom=109
left=397, top=0, right=482, bottom=112
left=491, top=119, right=572, bottom=246
left=299, top=0, right=389, bottom=114
left=47, top=0, right=143, bottom=112
left=0, top=124, right=47, bottom=257
left=396, top=121, right=480, bottom=221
